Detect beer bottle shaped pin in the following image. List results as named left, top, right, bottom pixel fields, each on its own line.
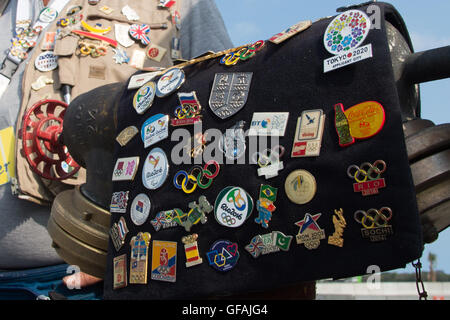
left=334, top=103, right=355, bottom=147
left=129, top=232, right=151, bottom=284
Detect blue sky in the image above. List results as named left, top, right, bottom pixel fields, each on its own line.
left=215, top=0, right=450, bottom=274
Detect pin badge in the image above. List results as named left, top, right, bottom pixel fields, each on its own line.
left=121, top=5, right=139, bottom=21
left=129, top=24, right=151, bottom=45
left=334, top=103, right=354, bottom=147
left=171, top=37, right=182, bottom=60
left=220, top=40, right=265, bottom=66
left=150, top=210, right=178, bottom=231
left=323, top=10, right=372, bottom=73
left=354, top=207, right=393, bottom=242
left=151, top=240, right=177, bottom=282
left=208, top=72, right=253, bottom=119
left=35, top=51, right=58, bottom=72
left=116, top=126, right=138, bottom=147
left=219, top=121, right=246, bottom=161
left=248, top=112, right=289, bottom=136
left=172, top=196, right=214, bottom=232
left=128, top=72, right=160, bottom=90
left=255, top=185, right=278, bottom=229
left=31, top=76, right=53, bottom=91
left=253, top=145, right=285, bottom=179
left=159, top=0, right=176, bottom=9
left=39, top=7, right=58, bottom=23
left=269, top=20, right=312, bottom=44
left=156, top=68, right=185, bottom=98
left=130, top=193, right=151, bottom=226
left=112, top=156, right=139, bottom=181
left=110, top=191, right=129, bottom=213
left=41, top=32, right=57, bottom=50
left=146, top=43, right=167, bottom=62
left=206, top=240, right=239, bottom=272
left=133, top=81, right=156, bottom=114
left=99, top=6, right=114, bottom=15
left=214, top=186, right=254, bottom=228
left=110, top=216, right=129, bottom=251
left=129, top=232, right=151, bottom=284
left=114, top=24, right=134, bottom=48
left=141, top=114, right=169, bottom=148
left=171, top=10, right=181, bottom=30
left=142, top=147, right=169, bottom=190
left=291, top=109, right=326, bottom=157
left=112, top=47, right=130, bottom=64
left=295, top=213, right=326, bottom=249
left=173, top=160, right=220, bottom=193
left=182, top=234, right=203, bottom=267
left=113, top=254, right=127, bottom=289
left=347, top=160, right=387, bottom=196
left=344, top=101, right=385, bottom=139
left=245, top=231, right=293, bottom=258
left=171, top=91, right=203, bottom=126
left=284, top=170, right=317, bottom=205
left=328, top=208, right=346, bottom=247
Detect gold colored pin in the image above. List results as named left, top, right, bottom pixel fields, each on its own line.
left=182, top=234, right=203, bottom=268
left=116, top=126, right=138, bottom=147
left=328, top=208, right=346, bottom=247
left=129, top=232, right=151, bottom=284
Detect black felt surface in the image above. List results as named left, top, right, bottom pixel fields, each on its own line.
left=104, top=2, right=423, bottom=299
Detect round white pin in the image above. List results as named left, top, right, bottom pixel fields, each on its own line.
left=142, top=147, right=169, bottom=190
left=35, top=51, right=58, bottom=72
left=130, top=193, right=151, bottom=226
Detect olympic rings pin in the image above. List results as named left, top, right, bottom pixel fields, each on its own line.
left=220, top=40, right=265, bottom=66
left=354, top=207, right=393, bottom=242
left=347, top=160, right=387, bottom=196
left=252, top=145, right=285, bottom=179
left=173, top=160, right=220, bottom=194
left=171, top=91, right=203, bottom=126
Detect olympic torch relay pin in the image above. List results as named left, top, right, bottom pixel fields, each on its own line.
left=182, top=234, right=203, bottom=267
left=129, top=232, right=151, bottom=284
left=347, top=160, right=387, bottom=196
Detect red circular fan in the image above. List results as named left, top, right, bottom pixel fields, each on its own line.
left=21, top=99, right=80, bottom=180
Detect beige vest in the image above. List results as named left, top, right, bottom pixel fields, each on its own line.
left=15, top=0, right=181, bottom=204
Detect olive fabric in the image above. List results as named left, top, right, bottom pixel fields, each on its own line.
left=104, top=2, right=423, bottom=299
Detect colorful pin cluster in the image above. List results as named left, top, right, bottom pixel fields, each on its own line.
left=111, top=8, right=397, bottom=291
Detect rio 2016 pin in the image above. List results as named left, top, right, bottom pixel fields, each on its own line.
left=142, top=147, right=169, bottom=190
left=141, top=113, right=169, bottom=148
left=156, top=67, right=185, bottom=98
left=133, top=81, right=156, bottom=114
left=214, top=186, right=254, bottom=228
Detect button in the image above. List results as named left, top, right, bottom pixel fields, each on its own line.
left=142, top=147, right=169, bottom=190
left=206, top=240, right=239, bottom=272
left=284, top=169, right=317, bottom=204
left=130, top=193, right=151, bottom=226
